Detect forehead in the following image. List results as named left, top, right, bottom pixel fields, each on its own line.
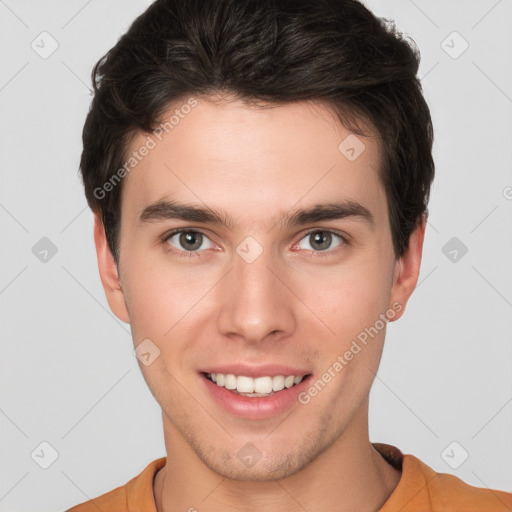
left=120, top=96, right=386, bottom=229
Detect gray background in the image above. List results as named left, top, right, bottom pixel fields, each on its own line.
left=1, top=0, right=511, bottom=510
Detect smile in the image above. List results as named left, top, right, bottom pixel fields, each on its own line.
left=200, top=371, right=313, bottom=420
left=205, top=372, right=307, bottom=397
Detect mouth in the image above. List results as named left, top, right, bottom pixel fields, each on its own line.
left=202, top=372, right=310, bottom=398
left=198, top=363, right=314, bottom=419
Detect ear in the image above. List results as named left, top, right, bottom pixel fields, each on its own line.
left=93, top=213, right=130, bottom=324
left=387, top=214, right=426, bottom=322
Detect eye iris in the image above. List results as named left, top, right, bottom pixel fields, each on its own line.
left=180, top=232, right=202, bottom=251
left=310, top=231, right=332, bottom=251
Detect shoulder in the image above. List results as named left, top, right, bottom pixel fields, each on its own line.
left=395, top=452, right=512, bottom=511
left=65, top=457, right=167, bottom=512
left=374, top=444, right=512, bottom=512
left=65, top=483, right=127, bottom=512
left=425, top=464, right=512, bottom=511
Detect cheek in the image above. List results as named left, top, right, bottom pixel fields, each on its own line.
left=120, top=256, right=176, bottom=339
left=121, top=253, right=216, bottom=347
left=309, top=265, right=392, bottom=395
left=307, top=256, right=392, bottom=331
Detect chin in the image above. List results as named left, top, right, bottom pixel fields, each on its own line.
left=199, top=443, right=313, bottom=482
left=207, top=458, right=300, bottom=482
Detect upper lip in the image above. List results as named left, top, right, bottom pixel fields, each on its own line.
left=199, top=363, right=312, bottom=378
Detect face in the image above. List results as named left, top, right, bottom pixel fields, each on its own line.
left=95, top=95, right=424, bottom=481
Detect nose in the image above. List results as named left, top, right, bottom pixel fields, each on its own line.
left=216, top=242, right=296, bottom=345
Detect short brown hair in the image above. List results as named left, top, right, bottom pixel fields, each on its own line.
left=80, top=0, right=435, bottom=262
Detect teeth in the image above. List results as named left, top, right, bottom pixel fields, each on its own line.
left=254, top=376, right=273, bottom=394
left=284, top=375, right=295, bottom=388
left=206, top=372, right=305, bottom=394
left=272, top=375, right=285, bottom=391
left=224, top=374, right=237, bottom=389
left=237, top=376, right=254, bottom=393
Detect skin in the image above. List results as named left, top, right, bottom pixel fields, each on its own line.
left=94, top=94, right=425, bottom=511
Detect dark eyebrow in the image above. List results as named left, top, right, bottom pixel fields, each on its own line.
left=139, top=200, right=235, bottom=227
left=285, top=201, right=374, bottom=229
left=139, top=199, right=375, bottom=229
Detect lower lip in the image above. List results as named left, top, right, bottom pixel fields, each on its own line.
left=200, top=373, right=312, bottom=420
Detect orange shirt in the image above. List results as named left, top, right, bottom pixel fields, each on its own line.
left=66, top=443, right=512, bottom=511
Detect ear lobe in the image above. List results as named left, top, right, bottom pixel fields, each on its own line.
left=388, top=214, right=427, bottom=322
left=93, top=214, right=130, bottom=324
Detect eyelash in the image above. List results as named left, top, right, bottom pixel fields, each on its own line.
left=160, top=228, right=350, bottom=259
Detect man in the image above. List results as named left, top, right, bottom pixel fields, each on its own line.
left=67, top=0, right=512, bottom=510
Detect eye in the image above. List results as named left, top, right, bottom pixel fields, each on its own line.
left=296, top=230, right=346, bottom=253
left=163, top=229, right=214, bottom=255
left=161, top=228, right=348, bottom=259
